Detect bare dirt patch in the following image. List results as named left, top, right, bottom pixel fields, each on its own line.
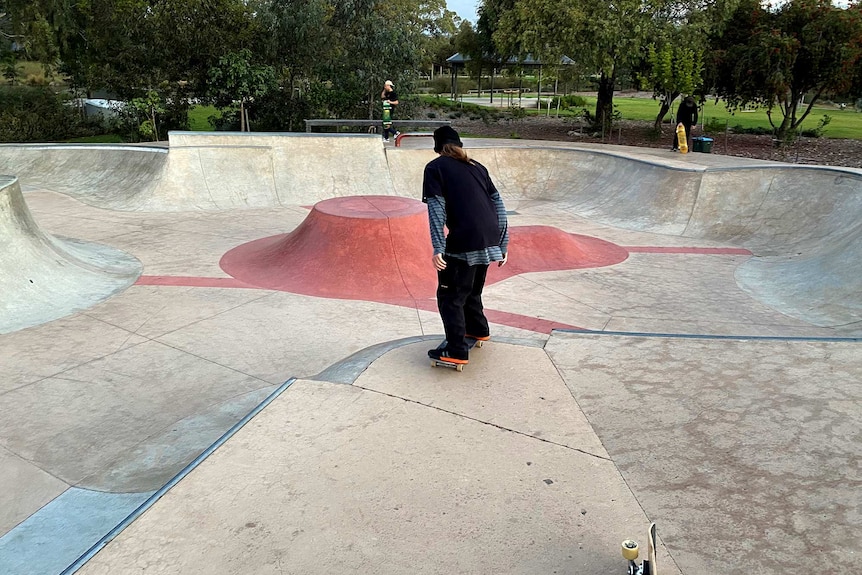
left=452, top=116, right=862, bottom=169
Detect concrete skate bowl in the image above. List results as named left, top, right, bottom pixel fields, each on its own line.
left=1, top=132, right=861, bottom=331
left=0, top=176, right=142, bottom=334
left=393, top=145, right=862, bottom=331
left=0, top=143, right=167, bottom=210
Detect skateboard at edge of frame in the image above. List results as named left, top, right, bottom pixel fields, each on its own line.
left=430, top=337, right=483, bottom=372
left=621, top=522, right=657, bottom=575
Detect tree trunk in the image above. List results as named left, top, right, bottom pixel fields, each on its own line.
left=775, top=96, right=795, bottom=143
left=654, top=91, right=680, bottom=131
left=151, top=107, right=159, bottom=141
left=594, top=70, right=616, bottom=132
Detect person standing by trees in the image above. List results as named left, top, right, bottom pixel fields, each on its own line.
left=672, top=96, right=698, bottom=151
left=381, top=80, right=400, bottom=142
left=422, top=126, right=509, bottom=367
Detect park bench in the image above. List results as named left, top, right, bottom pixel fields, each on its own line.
left=304, top=119, right=451, bottom=133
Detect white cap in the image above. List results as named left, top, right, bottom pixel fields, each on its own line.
left=385, top=80, right=394, bottom=87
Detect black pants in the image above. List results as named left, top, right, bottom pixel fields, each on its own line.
left=437, top=257, right=490, bottom=356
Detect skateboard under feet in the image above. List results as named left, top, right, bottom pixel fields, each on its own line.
left=430, top=337, right=484, bottom=372
left=621, top=522, right=657, bottom=575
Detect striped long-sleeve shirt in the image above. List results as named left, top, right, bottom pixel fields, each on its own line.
left=427, top=193, right=509, bottom=266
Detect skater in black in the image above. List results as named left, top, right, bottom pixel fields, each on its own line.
left=381, top=80, right=400, bottom=142
left=422, top=126, right=509, bottom=367
left=672, top=96, right=698, bottom=151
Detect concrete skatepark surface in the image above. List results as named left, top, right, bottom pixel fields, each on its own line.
left=0, top=132, right=860, bottom=574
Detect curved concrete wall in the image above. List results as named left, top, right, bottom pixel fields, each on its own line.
left=0, top=176, right=142, bottom=334
left=0, top=143, right=165, bottom=210
left=157, top=132, right=396, bottom=210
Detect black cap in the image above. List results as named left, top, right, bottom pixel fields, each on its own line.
left=433, top=126, right=463, bottom=153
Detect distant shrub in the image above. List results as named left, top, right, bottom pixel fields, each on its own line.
left=25, top=74, right=49, bottom=86
left=550, top=94, right=587, bottom=109
left=730, top=125, right=773, bottom=136
left=799, top=114, right=831, bottom=138
left=0, top=86, right=98, bottom=142
left=703, top=118, right=727, bottom=133
left=430, top=77, right=450, bottom=95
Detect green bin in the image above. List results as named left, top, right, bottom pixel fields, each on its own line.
left=692, top=136, right=713, bottom=153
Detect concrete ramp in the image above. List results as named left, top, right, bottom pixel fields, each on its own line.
left=0, top=176, right=141, bottom=334
left=688, top=167, right=862, bottom=327
left=0, top=133, right=396, bottom=211
left=0, top=143, right=165, bottom=210
left=153, top=132, right=396, bottom=210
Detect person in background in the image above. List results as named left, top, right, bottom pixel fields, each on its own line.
left=381, top=80, right=400, bottom=142
left=422, top=126, right=509, bottom=367
left=672, top=96, right=698, bottom=151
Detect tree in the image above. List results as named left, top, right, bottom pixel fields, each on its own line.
left=253, top=0, right=330, bottom=87
left=208, top=49, right=276, bottom=131
left=641, top=42, right=703, bottom=130
left=635, top=0, right=740, bottom=130
left=492, top=0, right=659, bottom=132
left=129, top=90, right=166, bottom=140
left=476, top=0, right=517, bottom=59
left=311, top=0, right=445, bottom=119
left=707, top=0, right=862, bottom=142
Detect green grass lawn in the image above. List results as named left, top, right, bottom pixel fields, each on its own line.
left=189, top=105, right=220, bottom=131
left=436, top=92, right=862, bottom=139
left=162, top=97, right=862, bottom=140
left=604, top=97, right=860, bottom=139
left=512, top=94, right=862, bottom=139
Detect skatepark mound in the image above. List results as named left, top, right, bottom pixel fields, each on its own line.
left=221, top=196, right=435, bottom=303
left=219, top=195, right=628, bottom=305
left=0, top=175, right=142, bottom=334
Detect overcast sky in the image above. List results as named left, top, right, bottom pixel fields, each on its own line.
left=445, top=0, right=854, bottom=22
left=447, top=0, right=480, bottom=22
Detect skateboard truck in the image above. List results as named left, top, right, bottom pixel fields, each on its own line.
left=621, top=522, right=657, bottom=575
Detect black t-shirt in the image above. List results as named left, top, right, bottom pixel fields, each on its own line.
left=677, top=102, right=698, bottom=126
left=383, top=90, right=399, bottom=102
left=422, top=156, right=500, bottom=253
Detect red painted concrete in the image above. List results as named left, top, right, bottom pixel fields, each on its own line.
left=220, top=196, right=436, bottom=301
left=139, top=197, right=754, bottom=334
left=219, top=196, right=628, bottom=304
left=130, top=275, right=585, bottom=334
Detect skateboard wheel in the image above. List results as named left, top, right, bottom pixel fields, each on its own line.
left=455, top=364, right=464, bottom=372
left=475, top=341, right=483, bottom=348
left=621, top=539, right=639, bottom=561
